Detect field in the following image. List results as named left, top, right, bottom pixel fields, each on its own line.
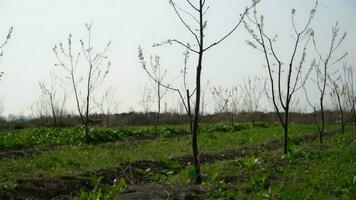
left=0, top=122, right=355, bottom=199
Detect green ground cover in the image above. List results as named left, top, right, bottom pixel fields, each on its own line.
left=0, top=122, right=354, bottom=199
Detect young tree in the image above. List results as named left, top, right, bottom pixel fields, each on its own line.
left=144, top=55, right=170, bottom=133
left=0, top=27, right=13, bottom=79
left=329, top=76, right=347, bottom=134
left=150, top=0, right=258, bottom=184
left=241, top=76, right=266, bottom=126
left=305, top=23, right=347, bottom=144
left=140, top=83, right=154, bottom=114
left=211, top=85, right=241, bottom=124
left=211, top=86, right=231, bottom=113
left=343, top=65, right=356, bottom=133
left=244, top=2, right=316, bottom=154
left=39, top=79, right=57, bottom=126
left=53, top=23, right=111, bottom=141
left=31, top=93, right=51, bottom=123
left=329, top=64, right=356, bottom=134
left=139, top=47, right=192, bottom=127
left=139, top=46, right=199, bottom=182
left=37, top=71, right=68, bottom=126
left=229, top=85, right=243, bottom=124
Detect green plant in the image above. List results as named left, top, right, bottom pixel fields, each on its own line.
left=250, top=174, right=270, bottom=190
left=75, top=176, right=127, bottom=200
left=186, top=165, right=197, bottom=184
left=237, top=155, right=261, bottom=169
left=203, top=172, right=237, bottom=199
left=0, top=183, right=17, bottom=192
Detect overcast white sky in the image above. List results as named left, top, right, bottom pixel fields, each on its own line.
left=0, top=0, right=355, bottom=116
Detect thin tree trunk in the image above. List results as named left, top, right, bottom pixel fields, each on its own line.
left=84, top=65, right=93, bottom=142
left=320, top=96, right=325, bottom=144
left=49, top=96, right=57, bottom=127
left=334, top=84, right=345, bottom=134
left=155, top=84, right=161, bottom=134
left=192, top=60, right=202, bottom=184
left=341, top=114, right=345, bottom=134
left=352, top=103, right=356, bottom=134
left=187, top=90, right=193, bottom=134
left=84, top=116, right=89, bottom=142
left=283, top=108, right=289, bottom=154
left=191, top=1, right=204, bottom=184
left=231, top=112, right=234, bottom=126
left=155, top=100, right=161, bottom=134
left=283, top=123, right=288, bottom=154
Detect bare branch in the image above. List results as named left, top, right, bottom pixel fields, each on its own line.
left=186, top=0, right=199, bottom=12
left=0, top=27, right=13, bottom=50
left=153, top=39, right=199, bottom=54
left=170, top=0, right=200, bottom=46
left=204, top=0, right=259, bottom=52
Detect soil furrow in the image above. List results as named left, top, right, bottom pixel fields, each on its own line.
left=0, top=131, right=337, bottom=200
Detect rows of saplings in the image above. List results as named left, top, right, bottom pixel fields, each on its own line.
left=0, top=0, right=355, bottom=189
left=0, top=110, right=347, bottom=129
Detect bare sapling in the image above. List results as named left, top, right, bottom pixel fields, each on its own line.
left=142, top=55, right=170, bottom=133
left=139, top=46, right=200, bottom=182
left=53, top=23, right=111, bottom=142
left=241, top=76, right=266, bottom=126
left=343, top=65, right=356, bottom=133
left=230, top=86, right=243, bottom=124
left=244, top=2, right=316, bottom=154
left=139, top=47, right=193, bottom=131
left=329, top=64, right=356, bottom=134
left=31, top=93, right=51, bottom=122
left=304, top=22, right=347, bottom=143
left=140, top=83, right=154, bottom=114
left=148, top=0, right=259, bottom=183
left=211, top=85, right=241, bottom=124
left=38, top=71, right=68, bottom=126
left=329, top=75, right=347, bottom=134
left=211, top=86, right=232, bottom=114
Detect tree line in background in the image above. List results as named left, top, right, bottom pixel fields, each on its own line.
left=0, top=0, right=355, bottom=184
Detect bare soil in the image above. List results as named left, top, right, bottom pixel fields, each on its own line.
left=0, top=145, right=57, bottom=160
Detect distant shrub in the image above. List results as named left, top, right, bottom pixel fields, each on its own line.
left=87, top=128, right=121, bottom=143
left=161, top=127, right=189, bottom=137
left=253, top=122, right=271, bottom=128
left=203, top=122, right=249, bottom=133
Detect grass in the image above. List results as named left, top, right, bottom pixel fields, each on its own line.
left=0, top=122, right=250, bottom=150
left=168, top=131, right=355, bottom=199
left=269, top=135, right=355, bottom=200
left=0, top=123, right=325, bottom=183
left=0, top=122, right=353, bottom=199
